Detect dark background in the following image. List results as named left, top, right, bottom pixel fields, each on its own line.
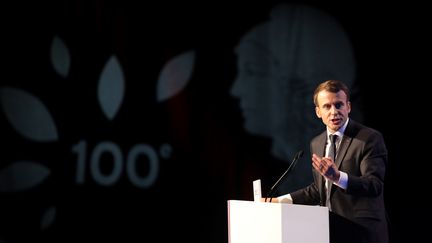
left=0, top=1, right=428, bottom=242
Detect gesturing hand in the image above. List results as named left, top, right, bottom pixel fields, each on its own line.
left=312, top=153, right=340, bottom=182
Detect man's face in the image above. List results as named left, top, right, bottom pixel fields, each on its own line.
left=315, top=90, right=351, bottom=133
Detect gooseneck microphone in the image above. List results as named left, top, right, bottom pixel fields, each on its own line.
left=265, top=150, right=304, bottom=202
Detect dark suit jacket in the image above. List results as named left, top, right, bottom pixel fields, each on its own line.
left=290, top=119, right=389, bottom=243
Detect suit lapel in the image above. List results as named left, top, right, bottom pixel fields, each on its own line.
left=335, top=135, right=351, bottom=168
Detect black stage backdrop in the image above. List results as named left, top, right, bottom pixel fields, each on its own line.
left=0, top=1, right=427, bottom=243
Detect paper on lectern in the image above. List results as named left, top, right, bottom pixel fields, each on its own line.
left=253, top=179, right=262, bottom=202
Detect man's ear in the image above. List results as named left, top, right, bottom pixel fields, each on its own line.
left=315, top=106, right=321, bottom=118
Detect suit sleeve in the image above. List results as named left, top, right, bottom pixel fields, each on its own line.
left=346, top=130, right=387, bottom=196
left=290, top=173, right=321, bottom=205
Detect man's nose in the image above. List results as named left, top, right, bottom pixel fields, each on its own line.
left=330, top=105, right=338, bottom=114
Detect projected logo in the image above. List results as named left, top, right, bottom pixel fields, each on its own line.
left=0, top=36, right=195, bottom=231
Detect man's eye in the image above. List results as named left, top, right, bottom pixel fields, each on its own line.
left=335, top=103, right=343, bottom=109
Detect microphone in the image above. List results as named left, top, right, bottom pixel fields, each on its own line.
left=265, top=150, right=304, bottom=202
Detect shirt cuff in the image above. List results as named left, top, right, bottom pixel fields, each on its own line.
left=333, top=171, right=348, bottom=189
left=277, top=194, right=293, bottom=204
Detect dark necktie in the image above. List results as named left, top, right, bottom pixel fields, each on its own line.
left=328, top=134, right=337, bottom=162
left=326, top=134, right=338, bottom=210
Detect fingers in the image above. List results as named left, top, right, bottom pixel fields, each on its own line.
left=312, top=154, right=340, bottom=181
left=261, top=197, right=278, bottom=203
left=312, top=154, right=333, bottom=176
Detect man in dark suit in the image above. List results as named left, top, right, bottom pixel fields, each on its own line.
left=272, top=80, right=389, bottom=243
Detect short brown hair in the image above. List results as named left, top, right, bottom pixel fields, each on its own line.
left=313, top=80, right=350, bottom=106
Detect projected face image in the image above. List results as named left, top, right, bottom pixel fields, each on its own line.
left=230, top=4, right=356, bottom=177
left=231, top=38, right=319, bottom=160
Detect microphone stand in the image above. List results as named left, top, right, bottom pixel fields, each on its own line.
left=265, top=150, right=304, bottom=202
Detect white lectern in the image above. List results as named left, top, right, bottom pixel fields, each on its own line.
left=227, top=200, right=329, bottom=243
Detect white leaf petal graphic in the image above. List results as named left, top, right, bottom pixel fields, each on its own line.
left=98, top=55, right=125, bottom=120
left=157, top=50, right=195, bottom=102
left=40, top=206, right=56, bottom=230
left=50, top=36, right=71, bottom=78
left=0, top=161, right=50, bottom=192
left=0, top=87, right=59, bottom=142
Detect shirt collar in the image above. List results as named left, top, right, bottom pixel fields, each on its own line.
left=327, top=118, right=349, bottom=139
